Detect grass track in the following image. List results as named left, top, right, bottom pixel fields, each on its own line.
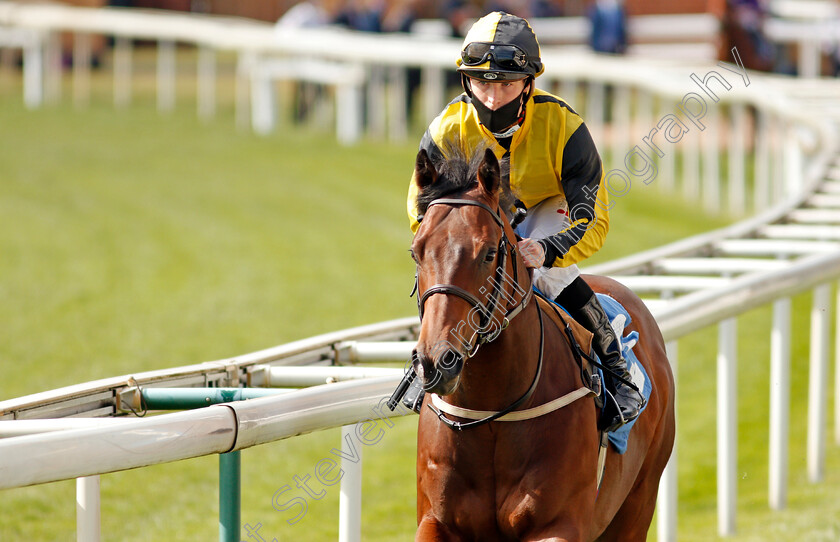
left=0, top=74, right=838, bottom=541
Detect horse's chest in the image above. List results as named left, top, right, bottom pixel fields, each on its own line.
left=422, top=442, right=566, bottom=539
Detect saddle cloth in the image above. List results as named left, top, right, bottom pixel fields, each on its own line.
left=537, top=290, right=652, bottom=454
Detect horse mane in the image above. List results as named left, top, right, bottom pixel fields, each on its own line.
left=415, top=140, right=517, bottom=221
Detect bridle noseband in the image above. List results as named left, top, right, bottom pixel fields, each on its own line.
left=413, top=197, right=533, bottom=356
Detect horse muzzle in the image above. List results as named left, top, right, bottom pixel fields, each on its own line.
left=413, top=347, right=464, bottom=396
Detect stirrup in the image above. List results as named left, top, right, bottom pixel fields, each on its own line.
left=599, top=381, right=642, bottom=432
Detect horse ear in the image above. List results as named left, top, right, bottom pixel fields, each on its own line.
left=414, top=149, right=438, bottom=191
left=477, top=148, right=500, bottom=195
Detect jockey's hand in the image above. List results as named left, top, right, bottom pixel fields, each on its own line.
left=518, top=238, right=545, bottom=268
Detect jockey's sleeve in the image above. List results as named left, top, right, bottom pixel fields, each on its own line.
left=536, top=121, right=610, bottom=267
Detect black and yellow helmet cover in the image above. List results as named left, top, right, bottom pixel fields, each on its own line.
left=456, top=11, right=544, bottom=81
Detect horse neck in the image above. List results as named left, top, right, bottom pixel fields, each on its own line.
left=448, top=299, right=543, bottom=412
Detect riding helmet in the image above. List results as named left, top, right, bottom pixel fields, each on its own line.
left=456, top=11, right=544, bottom=81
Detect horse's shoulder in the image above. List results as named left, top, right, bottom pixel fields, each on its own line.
left=536, top=295, right=593, bottom=352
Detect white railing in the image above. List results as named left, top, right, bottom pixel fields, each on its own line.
left=1, top=3, right=840, bottom=542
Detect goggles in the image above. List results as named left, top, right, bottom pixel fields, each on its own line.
left=460, top=42, right=528, bottom=71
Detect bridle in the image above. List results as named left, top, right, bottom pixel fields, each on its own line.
left=413, top=197, right=533, bottom=356
left=412, top=196, right=542, bottom=430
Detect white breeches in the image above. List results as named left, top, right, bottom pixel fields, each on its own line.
left=515, top=195, right=581, bottom=299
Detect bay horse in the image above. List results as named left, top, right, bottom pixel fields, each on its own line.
left=409, top=145, right=675, bottom=541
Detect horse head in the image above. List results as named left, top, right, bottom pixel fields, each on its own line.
left=410, top=145, right=529, bottom=396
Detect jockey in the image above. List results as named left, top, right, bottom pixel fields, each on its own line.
left=402, top=11, right=643, bottom=432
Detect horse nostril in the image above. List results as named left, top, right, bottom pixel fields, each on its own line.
left=410, top=350, right=424, bottom=379
left=412, top=349, right=437, bottom=381
left=436, top=348, right=464, bottom=376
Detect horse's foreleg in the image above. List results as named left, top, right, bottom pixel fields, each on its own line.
left=596, top=474, right=659, bottom=542
left=416, top=515, right=459, bottom=542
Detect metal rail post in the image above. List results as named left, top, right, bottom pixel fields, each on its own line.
left=657, top=340, right=678, bottom=542
left=366, top=64, right=386, bottom=139
left=387, top=65, right=408, bottom=142
left=683, top=121, right=700, bottom=201
left=235, top=52, right=253, bottom=131
left=113, top=36, right=132, bottom=108
left=560, top=79, right=577, bottom=110
left=659, top=99, right=676, bottom=193
left=44, top=30, right=61, bottom=105
left=421, top=66, right=444, bottom=127
left=772, top=115, right=785, bottom=204
left=338, top=425, right=362, bottom=542
left=219, top=451, right=241, bottom=542
left=753, top=110, right=769, bottom=211
left=586, top=82, right=604, bottom=161
left=718, top=317, right=737, bottom=536
left=836, top=281, right=840, bottom=446
left=769, top=297, right=791, bottom=509
left=337, top=79, right=363, bottom=146
left=197, top=46, right=216, bottom=121
left=808, top=283, right=831, bottom=482
left=702, top=106, right=720, bottom=213
left=250, top=57, right=276, bottom=135
left=784, top=123, right=804, bottom=199
left=22, top=32, right=44, bottom=109
left=728, top=103, right=746, bottom=215
left=77, top=475, right=101, bottom=542
left=611, top=84, right=631, bottom=160
left=73, top=33, right=92, bottom=109
left=157, top=39, right=176, bottom=113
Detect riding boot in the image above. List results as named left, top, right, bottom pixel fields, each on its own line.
left=568, top=293, right=644, bottom=432
left=401, top=367, right=426, bottom=414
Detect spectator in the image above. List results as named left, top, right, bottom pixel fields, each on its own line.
left=276, top=1, right=330, bottom=28
left=588, top=0, right=628, bottom=55
left=442, top=0, right=475, bottom=39
left=334, top=0, right=385, bottom=32
left=722, top=0, right=775, bottom=71
left=485, top=0, right=562, bottom=19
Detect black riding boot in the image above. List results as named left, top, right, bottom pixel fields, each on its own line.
left=569, top=293, right=644, bottom=432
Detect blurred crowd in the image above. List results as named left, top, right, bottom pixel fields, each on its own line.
left=276, top=0, right=840, bottom=76
left=275, top=0, right=562, bottom=38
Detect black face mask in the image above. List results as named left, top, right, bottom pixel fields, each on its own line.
left=471, top=92, right=523, bottom=135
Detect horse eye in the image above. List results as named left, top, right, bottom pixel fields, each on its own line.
left=409, top=249, right=418, bottom=263
left=484, top=249, right=497, bottom=263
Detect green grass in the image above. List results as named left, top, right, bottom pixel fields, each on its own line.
left=0, top=67, right=838, bottom=541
